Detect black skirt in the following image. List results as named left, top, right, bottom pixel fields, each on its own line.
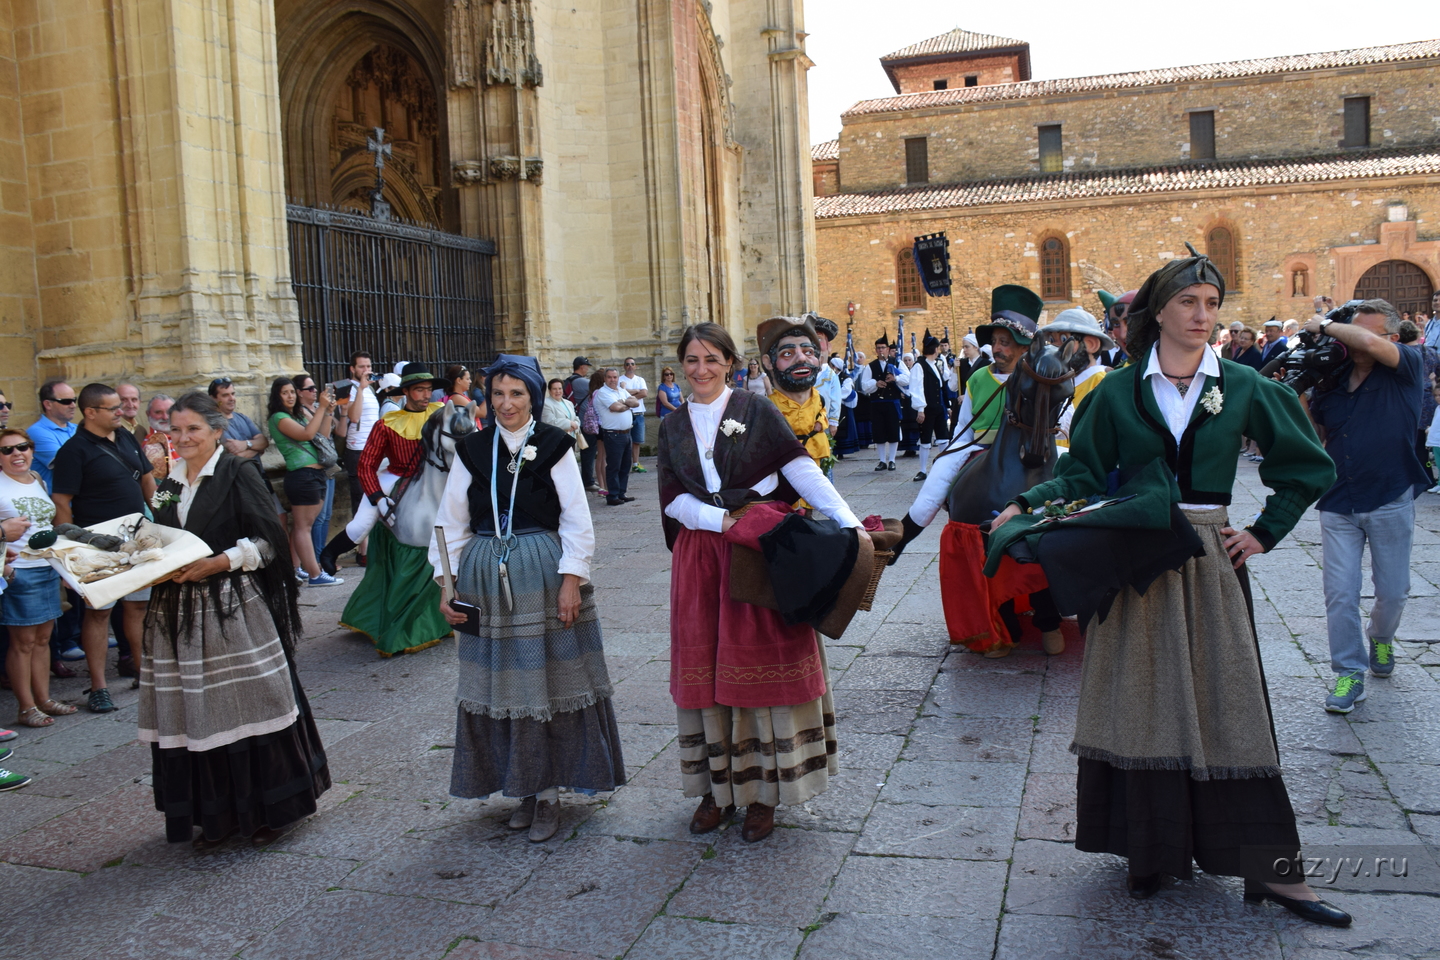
left=150, top=667, right=331, bottom=843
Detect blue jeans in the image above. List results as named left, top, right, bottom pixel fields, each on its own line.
left=311, top=476, right=336, bottom=560
left=1320, top=492, right=1415, bottom=676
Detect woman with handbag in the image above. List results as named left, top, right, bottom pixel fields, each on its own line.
left=431, top=355, right=624, bottom=842
left=579, top=369, right=607, bottom=496
left=266, top=377, right=344, bottom=587
left=294, top=373, right=342, bottom=567
left=658, top=322, right=869, bottom=843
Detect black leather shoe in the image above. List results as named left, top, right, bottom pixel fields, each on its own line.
left=1244, top=881, right=1352, bottom=927
left=1126, top=873, right=1162, bottom=899
left=606, top=498, right=623, bottom=507
left=621, top=496, right=635, bottom=502
left=318, top=531, right=356, bottom=576
left=873, top=462, right=888, bottom=471
left=887, top=462, right=897, bottom=471
left=912, top=471, right=926, bottom=481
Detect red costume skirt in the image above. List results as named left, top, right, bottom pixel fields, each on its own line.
left=668, top=527, right=826, bottom=710
left=939, top=521, right=1050, bottom=653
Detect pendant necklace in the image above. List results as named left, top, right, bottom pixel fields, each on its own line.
left=489, top=421, right=535, bottom=613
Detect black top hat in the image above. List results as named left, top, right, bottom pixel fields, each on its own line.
left=398, top=362, right=451, bottom=393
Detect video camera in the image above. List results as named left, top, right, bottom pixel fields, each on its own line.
left=1259, top=300, right=1358, bottom=394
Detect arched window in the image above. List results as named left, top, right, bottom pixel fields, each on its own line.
left=1039, top=235, right=1069, bottom=300
left=896, top=249, right=924, bottom=308
left=1206, top=226, right=1238, bottom=291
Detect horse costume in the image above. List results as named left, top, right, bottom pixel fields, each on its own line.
left=340, top=368, right=477, bottom=656
left=893, top=285, right=1075, bottom=654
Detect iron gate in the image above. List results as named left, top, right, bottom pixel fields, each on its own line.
left=287, top=204, right=497, bottom=386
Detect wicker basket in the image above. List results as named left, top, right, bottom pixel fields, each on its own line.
left=858, top=550, right=893, bottom=611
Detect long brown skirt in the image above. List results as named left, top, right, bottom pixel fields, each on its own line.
left=1072, top=516, right=1300, bottom=883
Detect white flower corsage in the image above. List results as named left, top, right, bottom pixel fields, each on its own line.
left=1200, top=386, right=1224, bottom=416
left=150, top=489, right=179, bottom=510
left=521, top=445, right=538, bottom=462
left=720, top=419, right=746, bottom=437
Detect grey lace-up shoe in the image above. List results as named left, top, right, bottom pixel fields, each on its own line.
left=508, top=795, right=537, bottom=830
left=529, top=799, right=560, bottom=842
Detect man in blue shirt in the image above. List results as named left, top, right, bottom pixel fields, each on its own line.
left=1306, top=299, right=1428, bottom=713
left=27, top=379, right=77, bottom=489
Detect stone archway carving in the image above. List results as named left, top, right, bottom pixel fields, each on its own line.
left=1332, top=219, right=1440, bottom=307
left=1354, top=260, right=1434, bottom=316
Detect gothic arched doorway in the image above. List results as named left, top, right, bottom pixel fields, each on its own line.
left=1354, top=260, right=1434, bottom=316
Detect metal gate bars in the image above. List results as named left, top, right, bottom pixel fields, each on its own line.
left=287, top=204, right=498, bottom=386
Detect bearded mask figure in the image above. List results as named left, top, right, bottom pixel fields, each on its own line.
left=1061, top=337, right=1092, bottom=374
left=769, top=337, right=821, bottom=392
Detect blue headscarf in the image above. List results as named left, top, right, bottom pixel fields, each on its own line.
left=484, top=354, right=547, bottom=423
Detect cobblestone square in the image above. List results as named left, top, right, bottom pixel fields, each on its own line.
left=2, top=457, right=1438, bottom=959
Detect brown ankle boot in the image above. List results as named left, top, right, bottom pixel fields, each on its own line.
left=741, top=802, right=775, bottom=842
left=689, top=794, right=734, bottom=834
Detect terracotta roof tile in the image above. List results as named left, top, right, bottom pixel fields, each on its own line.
left=813, top=149, right=1440, bottom=219
left=811, top=139, right=839, bottom=162
left=845, top=39, right=1440, bottom=118
left=881, top=28, right=1026, bottom=62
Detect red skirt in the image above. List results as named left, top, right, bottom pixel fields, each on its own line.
left=939, top=520, right=1050, bottom=653
left=669, top=527, right=826, bottom=710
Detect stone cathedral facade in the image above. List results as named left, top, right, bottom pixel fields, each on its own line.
left=0, top=0, right=817, bottom=421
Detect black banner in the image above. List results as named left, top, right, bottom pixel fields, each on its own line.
left=913, top=232, right=951, bottom=297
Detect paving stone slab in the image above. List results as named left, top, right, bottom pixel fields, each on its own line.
left=667, top=827, right=854, bottom=925
left=835, top=731, right=905, bottom=769
left=480, top=836, right=701, bottom=956
left=240, top=889, right=483, bottom=960
left=1016, top=772, right=1078, bottom=842
left=269, top=796, right=440, bottom=860
left=445, top=941, right=603, bottom=960
left=775, top=767, right=887, bottom=833
left=577, top=785, right=718, bottom=843
left=831, top=689, right=926, bottom=735
left=14, top=714, right=141, bottom=765
left=1372, top=762, right=1440, bottom=814
left=1273, top=891, right=1439, bottom=956
left=834, top=654, right=942, bottom=691
left=993, top=913, right=1283, bottom=960
left=797, top=912, right=998, bottom=960
left=87, top=913, right=258, bottom=960
left=924, top=669, right=1044, bottom=719
left=880, top=759, right=1027, bottom=807
left=1028, top=730, right=1080, bottom=775
left=824, top=854, right=1007, bottom=918
left=0, top=861, right=83, bottom=914
left=342, top=833, right=553, bottom=906
left=856, top=801, right=1018, bottom=861
left=624, top=917, right=803, bottom=960
left=3, top=782, right=162, bottom=871
left=901, top=715, right=1033, bottom=763
left=612, top=683, right=680, bottom=724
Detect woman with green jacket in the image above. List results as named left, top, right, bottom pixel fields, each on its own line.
left=993, top=247, right=1347, bottom=927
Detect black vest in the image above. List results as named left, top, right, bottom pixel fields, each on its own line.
left=917, top=358, right=943, bottom=408
left=455, top=422, right=575, bottom=534
left=868, top=358, right=903, bottom=401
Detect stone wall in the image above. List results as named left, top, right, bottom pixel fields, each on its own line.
left=838, top=59, right=1440, bottom=192
left=814, top=179, right=1440, bottom=345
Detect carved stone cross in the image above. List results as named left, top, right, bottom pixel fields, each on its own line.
left=367, top=127, right=393, bottom=220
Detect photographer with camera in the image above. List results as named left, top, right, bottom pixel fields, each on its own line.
left=1304, top=299, right=1429, bottom=713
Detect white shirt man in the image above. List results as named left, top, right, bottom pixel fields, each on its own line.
left=593, top=381, right=636, bottom=432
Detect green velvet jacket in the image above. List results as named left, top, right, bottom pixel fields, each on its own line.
left=1014, top=355, right=1336, bottom=553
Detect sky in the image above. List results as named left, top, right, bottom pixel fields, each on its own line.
left=805, top=0, right=1428, bottom=145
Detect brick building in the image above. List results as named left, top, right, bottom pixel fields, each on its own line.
left=812, top=29, right=1440, bottom=346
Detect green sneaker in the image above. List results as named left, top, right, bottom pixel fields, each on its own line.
left=1369, top=640, right=1395, bottom=678
left=1324, top=673, right=1367, bottom=714
left=631, top=464, right=647, bottom=473
left=0, top=767, right=31, bottom=791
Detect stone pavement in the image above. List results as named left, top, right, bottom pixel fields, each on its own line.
left=2, top=455, right=1440, bottom=960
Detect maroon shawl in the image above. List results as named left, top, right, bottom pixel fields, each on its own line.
left=658, top=389, right=823, bottom=709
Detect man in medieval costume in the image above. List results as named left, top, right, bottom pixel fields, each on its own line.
left=1040, top=308, right=1116, bottom=451
left=338, top=363, right=455, bottom=656
left=1096, top=289, right=1136, bottom=367
left=891, top=285, right=1065, bottom=657
left=758, top=316, right=832, bottom=475
left=858, top=334, right=909, bottom=471
left=805, top=313, right=852, bottom=476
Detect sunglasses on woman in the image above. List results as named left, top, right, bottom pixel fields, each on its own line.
left=0, top=442, right=33, bottom=455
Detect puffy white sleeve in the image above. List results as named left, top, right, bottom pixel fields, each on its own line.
left=428, top=453, right=475, bottom=582
left=664, top=493, right=727, bottom=533
left=910, top=373, right=928, bottom=412
left=782, top=458, right=861, bottom=529
left=907, top=391, right=984, bottom=527
left=894, top=363, right=912, bottom=393
left=552, top=447, right=595, bottom=583
left=858, top=364, right=878, bottom=395
left=224, top=538, right=273, bottom=572
left=943, top=361, right=959, bottom=392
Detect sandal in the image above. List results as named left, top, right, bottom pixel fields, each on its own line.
left=16, top=706, right=54, bottom=727
left=38, top=699, right=77, bottom=716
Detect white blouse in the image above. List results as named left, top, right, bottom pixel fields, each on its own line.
left=663, top=388, right=863, bottom=533
left=168, top=447, right=270, bottom=571
left=1142, top=345, right=1221, bottom=512
left=428, top=418, right=595, bottom=584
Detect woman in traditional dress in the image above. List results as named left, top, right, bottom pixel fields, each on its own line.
left=992, top=249, right=1348, bottom=926
left=659, top=323, right=869, bottom=843
left=431, top=355, right=624, bottom=843
left=142, top=391, right=330, bottom=848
